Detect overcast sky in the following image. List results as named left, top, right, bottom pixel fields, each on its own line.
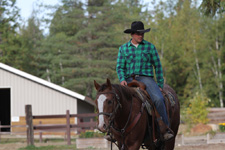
left=16, top=0, right=60, bottom=21
left=16, top=0, right=154, bottom=21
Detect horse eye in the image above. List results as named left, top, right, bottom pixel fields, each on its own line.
left=107, top=100, right=112, bottom=105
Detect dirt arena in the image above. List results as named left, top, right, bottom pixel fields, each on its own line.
left=175, top=143, right=225, bottom=150
left=1, top=139, right=225, bottom=150
left=1, top=124, right=225, bottom=150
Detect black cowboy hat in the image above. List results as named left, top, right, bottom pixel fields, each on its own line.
left=124, top=21, right=151, bottom=34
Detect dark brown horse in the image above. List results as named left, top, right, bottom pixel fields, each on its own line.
left=94, top=79, right=180, bottom=150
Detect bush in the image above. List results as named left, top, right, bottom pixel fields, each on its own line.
left=219, top=123, right=225, bottom=132
left=185, top=92, right=209, bottom=125
left=79, top=130, right=105, bottom=138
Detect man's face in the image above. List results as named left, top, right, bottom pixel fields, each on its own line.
left=131, top=32, right=144, bottom=44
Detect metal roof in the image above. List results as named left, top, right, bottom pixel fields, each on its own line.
left=0, top=63, right=86, bottom=101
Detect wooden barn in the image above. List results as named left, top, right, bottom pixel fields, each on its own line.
left=0, top=63, right=95, bottom=132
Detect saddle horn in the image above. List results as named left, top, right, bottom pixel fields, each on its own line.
left=128, top=75, right=146, bottom=90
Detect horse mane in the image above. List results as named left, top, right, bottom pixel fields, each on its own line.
left=99, top=83, right=136, bottom=102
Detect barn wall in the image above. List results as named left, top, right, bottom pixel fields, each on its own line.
left=0, top=68, right=78, bottom=118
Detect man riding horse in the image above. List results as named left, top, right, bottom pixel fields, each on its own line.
left=116, top=21, right=173, bottom=141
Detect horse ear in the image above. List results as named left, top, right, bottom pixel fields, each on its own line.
left=94, top=80, right=100, bottom=91
left=106, top=78, right=112, bottom=90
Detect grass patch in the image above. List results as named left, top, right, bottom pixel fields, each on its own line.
left=0, top=138, right=75, bottom=144
left=79, top=130, right=105, bottom=138
left=18, top=145, right=77, bottom=150
left=0, top=138, right=27, bottom=144
left=43, top=138, right=75, bottom=143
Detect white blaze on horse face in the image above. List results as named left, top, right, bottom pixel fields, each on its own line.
left=97, top=94, right=107, bottom=129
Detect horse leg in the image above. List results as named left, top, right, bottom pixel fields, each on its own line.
left=126, top=141, right=143, bottom=150
left=116, top=140, right=142, bottom=150
left=165, top=138, right=175, bottom=150
left=154, top=140, right=165, bottom=150
left=164, top=123, right=179, bottom=150
left=125, top=122, right=147, bottom=150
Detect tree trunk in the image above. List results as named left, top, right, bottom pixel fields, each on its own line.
left=46, top=68, right=51, bottom=82
left=215, top=38, right=224, bottom=108
left=193, top=39, right=203, bottom=92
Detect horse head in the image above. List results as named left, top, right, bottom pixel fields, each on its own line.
left=94, top=78, right=121, bottom=133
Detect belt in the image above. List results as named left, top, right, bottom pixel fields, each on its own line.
left=131, top=74, right=150, bottom=78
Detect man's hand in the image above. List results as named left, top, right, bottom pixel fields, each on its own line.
left=120, top=81, right=127, bottom=86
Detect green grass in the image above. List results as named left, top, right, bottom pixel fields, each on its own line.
left=42, top=138, right=75, bottom=143
left=0, top=138, right=75, bottom=144
left=0, top=138, right=27, bottom=144
left=18, top=145, right=77, bottom=150
left=0, top=138, right=77, bottom=150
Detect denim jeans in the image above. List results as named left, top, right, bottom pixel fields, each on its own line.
left=126, top=76, right=169, bottom=126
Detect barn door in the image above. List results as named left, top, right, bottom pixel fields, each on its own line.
left=0, top=88, right=10, bottom=132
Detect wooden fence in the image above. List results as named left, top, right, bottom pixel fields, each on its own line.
left=0, top=121, right=27, bottom=142
left=207, top=108, right=225, bottom=124
left=176, top=133, right=225, bottom=146
left=0, top=105, right=97, bottom=146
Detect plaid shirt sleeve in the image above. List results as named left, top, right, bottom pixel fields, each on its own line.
left=116, top=46, right=126, bottom=82
left=151, top=45, right=164, bottom=89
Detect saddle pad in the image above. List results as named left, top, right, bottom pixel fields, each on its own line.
left=167, top=92, right=176, bottom=107
left=134, top=88, right=153, bottom=116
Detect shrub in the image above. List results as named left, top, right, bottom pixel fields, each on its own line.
left=219, top=123, right=225, bottom=132
left=185, top=92, right=209, bottom=125
left=79, top=130, right=105, bottom=138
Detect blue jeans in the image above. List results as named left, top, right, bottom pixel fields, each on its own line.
left=126, top=76, right=169, bottom=126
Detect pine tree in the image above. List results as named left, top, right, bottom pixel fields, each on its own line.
left=0, top=0, right=21, bottom=68
left=18, top=12, right=44, bottom=76
left=38, top=0, right=147, bottom=98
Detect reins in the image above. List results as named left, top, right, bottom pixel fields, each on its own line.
left=110, top=95, right=133, bottom=150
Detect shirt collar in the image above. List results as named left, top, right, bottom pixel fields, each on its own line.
left=128, top=39, right=145, bottom=47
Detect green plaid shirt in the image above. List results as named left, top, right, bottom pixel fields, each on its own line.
left=116, top=39, right=164, bottom=88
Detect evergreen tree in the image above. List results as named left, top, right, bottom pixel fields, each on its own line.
left=38, top=0, right=147, bottom=98
left=18, top=12, right=44, bottom=76
left=0, top=0, right=21, bottom=68
left=69, top=0, right=123, bottom=97
left=39, top=0, right=85, bottom=85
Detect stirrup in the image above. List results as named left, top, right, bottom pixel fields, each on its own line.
left=163, top=130, right=174, bottom=141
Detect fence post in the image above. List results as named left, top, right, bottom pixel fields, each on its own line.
left=39, top=121, right=42, bottom=143
left=0, top=121, right=1, bottom=143
left=66, top=110, right=71, bottom=145
left=90, top=118, right=94, bottom=130
left=181, top=134, right=184, bottom=145
left=25, top=105, right=34, bottom=146
left=207, top=133, right=210, bottom=144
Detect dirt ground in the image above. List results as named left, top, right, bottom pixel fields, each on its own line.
left=0, top=141, right=67, bottom=150
left=1, top=123, right=225, bottom=150
left=175, top=143, right=225, bottom=150
left=1, top=142, right=225, bottom=150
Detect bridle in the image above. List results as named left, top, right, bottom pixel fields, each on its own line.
left=97, top=90, right=122, bottom=131
left=97, top=88, right=145, bottom=150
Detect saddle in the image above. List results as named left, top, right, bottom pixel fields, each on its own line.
left=127, top=78, right=175, bottom=143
